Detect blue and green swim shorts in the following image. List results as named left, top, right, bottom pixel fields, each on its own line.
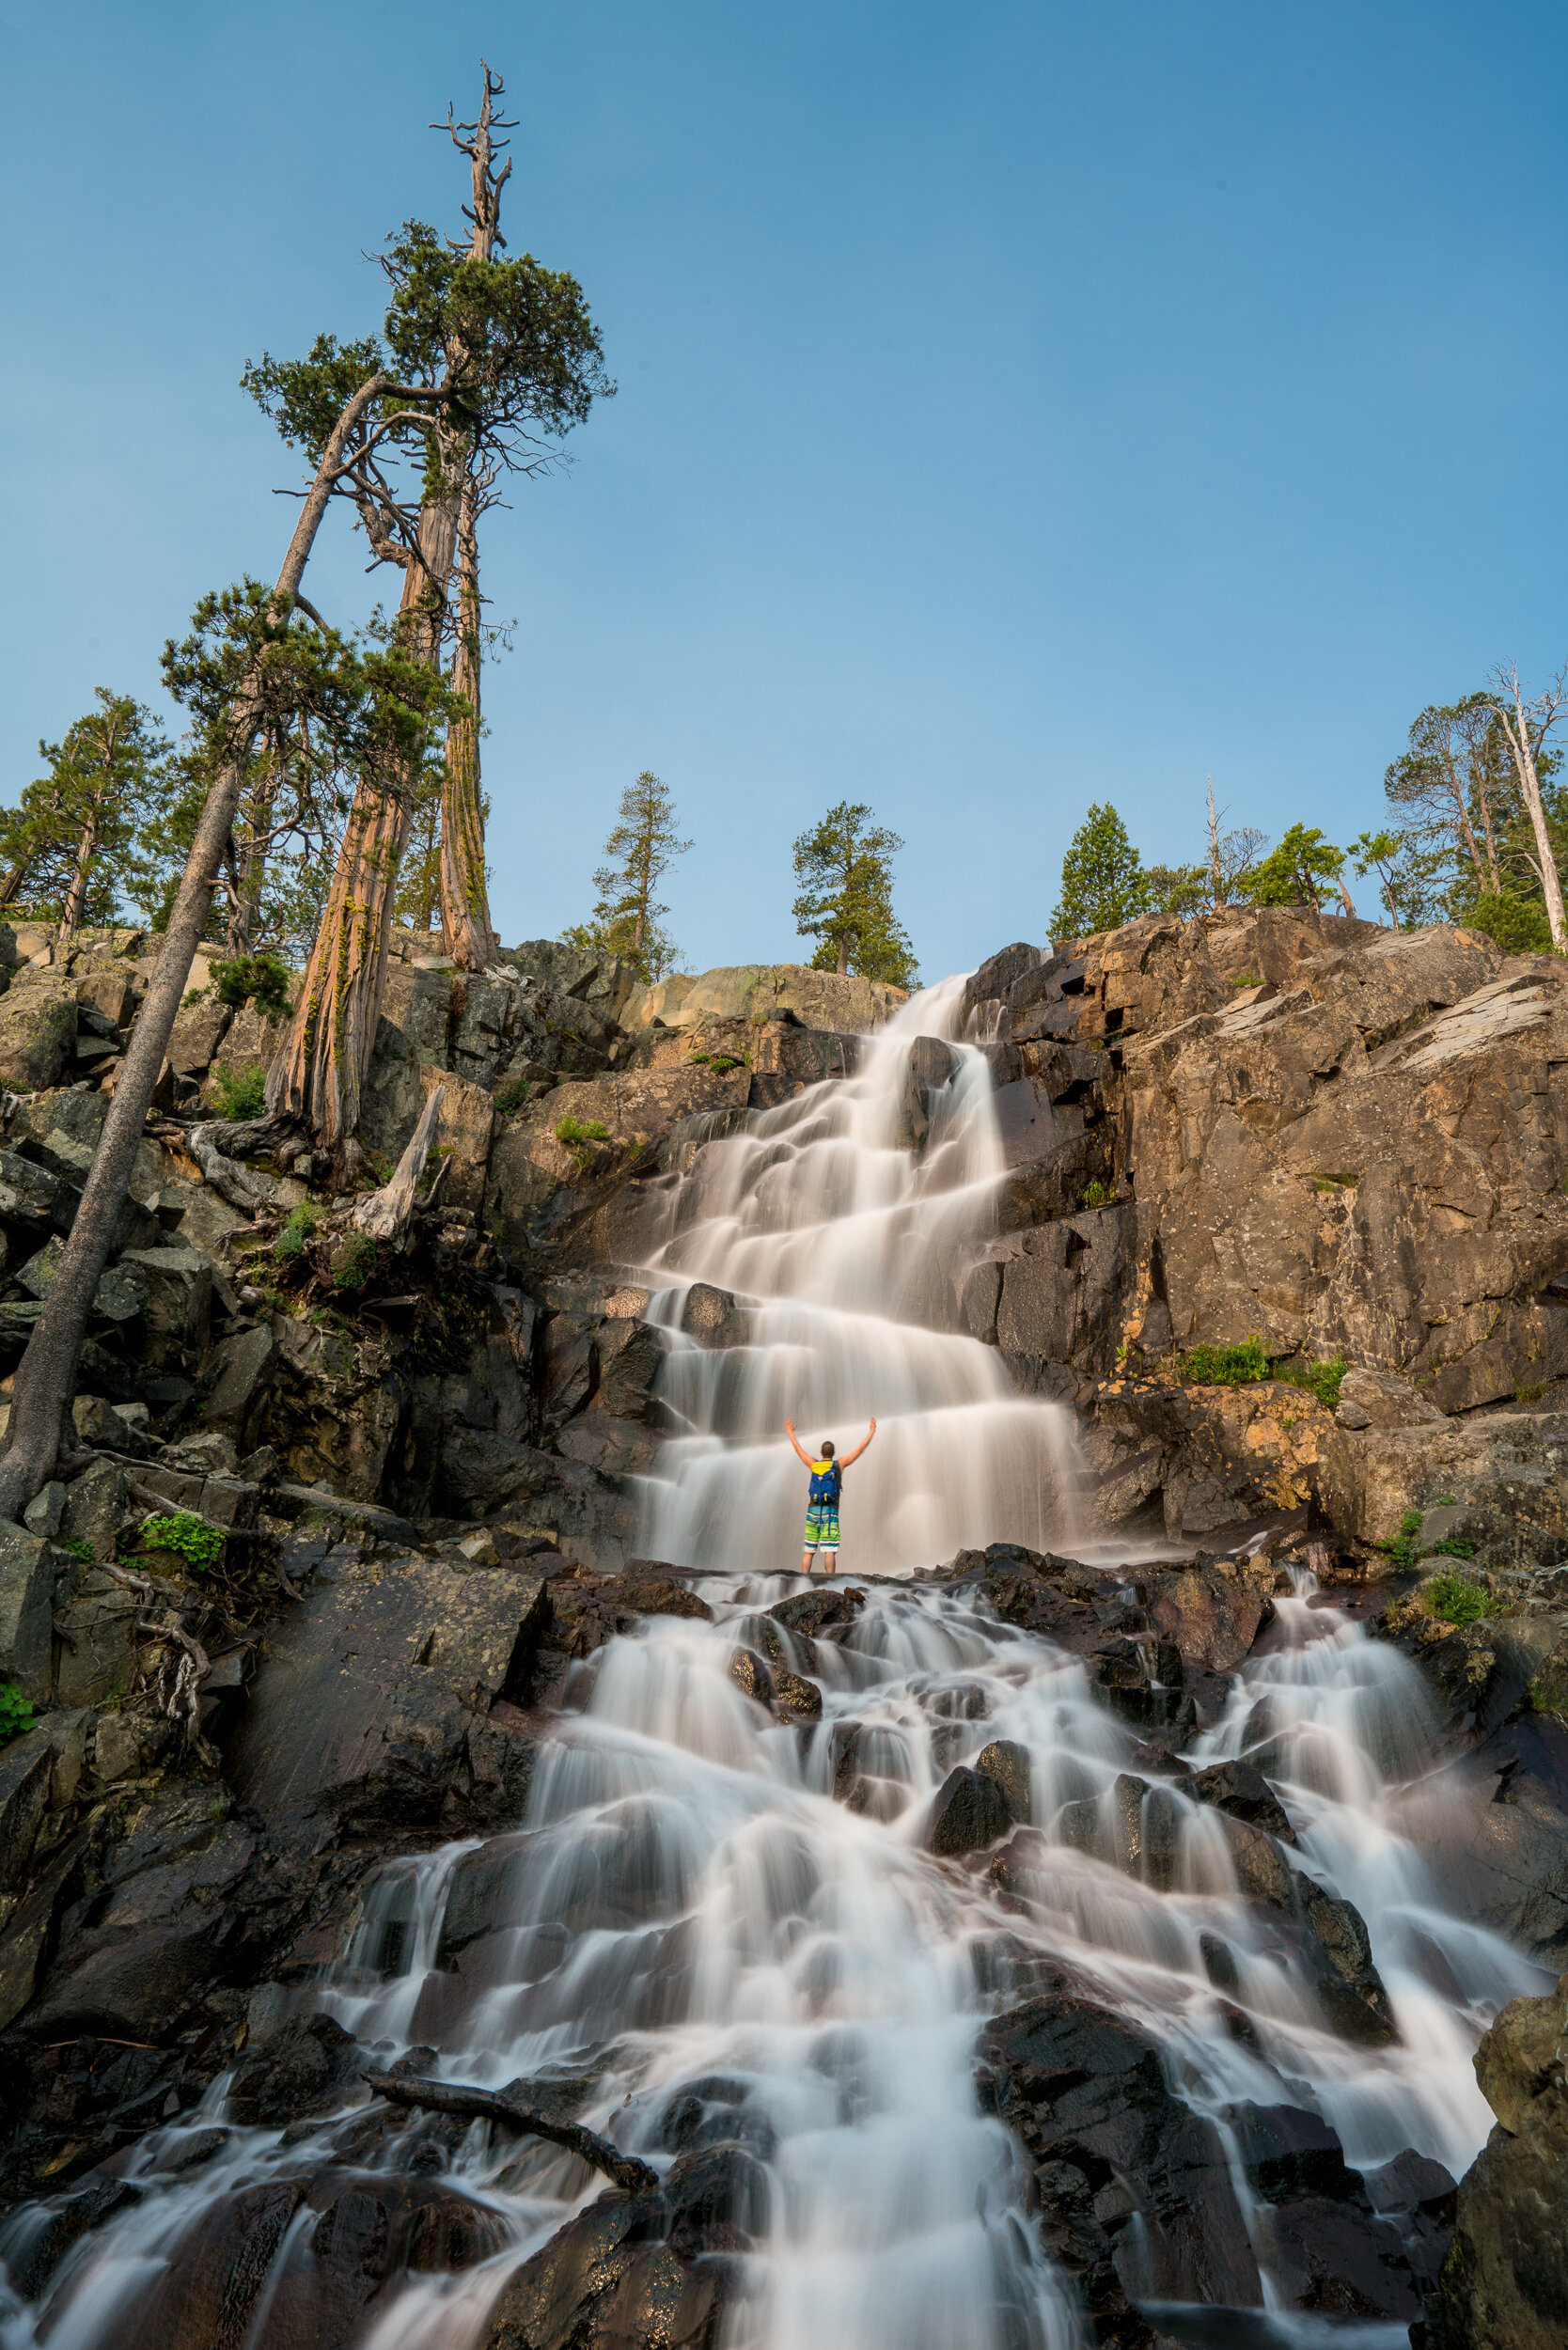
left=804, top=1498, right=840, bottom=1553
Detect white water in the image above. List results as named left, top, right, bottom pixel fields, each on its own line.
left=1, top=976, right=1548, bottom=2350
left=636, top=975, right=1077, bottom=1576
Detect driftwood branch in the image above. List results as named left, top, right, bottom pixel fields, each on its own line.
left=363, top=2072, right=659, bottom=2194
left=180, top=1119, right=290, bottom=1214
left=352, top=1085, right=444, bottom=1241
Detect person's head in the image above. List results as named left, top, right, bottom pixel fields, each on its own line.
left=820, top=1439, right=835, bottom=1459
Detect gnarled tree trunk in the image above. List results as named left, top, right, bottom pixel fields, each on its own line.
left=439, top=471, right=499, bottom=969
left=0, top=371, right=395, bottom=1525
left=265, top=473, right=461, bottom=1152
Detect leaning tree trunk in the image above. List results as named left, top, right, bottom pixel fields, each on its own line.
left=438, top=470, right=499, bottom=969
left=1495, top=679, right=1567, bottom=950
left=56, top=815, right=99, bottom=951
left=0, top=371, right=395, bottom=1525
left=265, top=472, right=461, bottom=1152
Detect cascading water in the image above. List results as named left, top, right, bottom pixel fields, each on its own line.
left=0, top=978, right=1549, bottom=2350
left=635, top=974, right=1077, bottom=1576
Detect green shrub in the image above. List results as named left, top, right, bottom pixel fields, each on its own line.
left=556, top=1114, right=610, bottom=1172
left=1423, top=1570, right=1502, bottom=1625
left=60, top=1536, right=96, bottom=1564
left=274, top=1202, right=323, bottom=1261
left=1184, top=1336, right=1270, bottom=1386
left=1079, top=1180, right=1114, bottom=1210
left=139, top=1511, right=226, bottom=1574
left=495, top=1077, right=534, bottom=1117
left=331, top=1234, right=377, bottom=1292
left=212, top=950, right=292, bottom=1021
left=1274, top=1354, right=1347, bottom=1410
left=210, top=1065, right=266, bottom=1120
left=0, top=1680, right=34, bottom=1745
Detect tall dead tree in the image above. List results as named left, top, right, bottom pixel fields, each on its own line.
left=269, top=62, right=607, bottom=1150
left=1488, top=664, right=1567, bottom=950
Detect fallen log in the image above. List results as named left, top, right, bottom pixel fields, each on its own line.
left=362, top=2071, right=659, bottom=2194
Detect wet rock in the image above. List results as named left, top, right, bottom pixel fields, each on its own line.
left=1190, top=1757, right=1296, bottom=1843
left=975, top=1737, right=1031, bottom=1823
left=1138, top=1559, right=1278, bottom=1677
left=681, top=1280, right=746, bottom=1348
left=480, top=2192, right=726, bottom=2350
left=729, top=1646, right=775, bottom=1707
left=980, top=1986, right=1262, bottom=2320
left=767, top=1584, right=865, bottom=1638
left=1298, top=1877, right=1400, bottom=2045
left=928, top=1764, right=1012, bottom=1856
left=1434, top=1970, right=1568, bottom=2350
left=227, top=2011, right=369, bottom=2126
left=227, top=1556, right=549, bottom=1823
left=996, top=1206, right=1138, bottom=1382
left=897, top=1033, right=961, bottom=1149
left=772, top=1667, right=823, bottom=1720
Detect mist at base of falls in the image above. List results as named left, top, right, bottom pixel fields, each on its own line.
left=1, top=974, right=1546, bottom=2350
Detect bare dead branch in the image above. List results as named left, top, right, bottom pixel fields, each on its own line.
left=363, top=2072, right=659, bottom=2194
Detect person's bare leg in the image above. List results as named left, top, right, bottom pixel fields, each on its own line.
left=802, top=1548, right=815, bottom=1574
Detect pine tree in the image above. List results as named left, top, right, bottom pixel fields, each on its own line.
left=583, top=771, right=690, bottom=979
left=0, top=694, right=175, bottom=947
left=1245, top=823, right=1346, bottom=910
left=792, top=801, right=917, bottom=987
left=1051, top=803, right=1150, bottom=938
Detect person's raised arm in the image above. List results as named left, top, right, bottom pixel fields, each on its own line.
left=839, top=1416, right=877, bottom=1467
left=784, top=1417, right=814, bottom=1466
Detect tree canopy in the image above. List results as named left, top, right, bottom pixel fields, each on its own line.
left=573, top=771, right=690, bottom=979
left=1051, top=803, right=1149, bottom=937
left=792, top=801, right=918, bottom=988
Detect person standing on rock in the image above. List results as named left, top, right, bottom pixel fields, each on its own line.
left=786, top=1416, right=875, bottom=1574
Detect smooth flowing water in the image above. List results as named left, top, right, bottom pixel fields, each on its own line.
left=0, top=979, right=1546, bottom=2350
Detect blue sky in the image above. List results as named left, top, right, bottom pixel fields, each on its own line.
left=3, top=2, right=1565, bottom=979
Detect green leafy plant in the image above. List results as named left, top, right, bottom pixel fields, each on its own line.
left=1423, top=1570, right=1502, bottom=1625
left=0, top=1680, right=35, bottom=1744
left=1274, top=1355, right=1347, bottom=1410
left=556, top=1114, right=609, bottom=1172
left=1079, top=1180, right=1114, bottom=1210
left=495, top=1076, right=534, bottom=1117
left=210, top=1065, right=267, bottom=1120
left=274, top=1201, right=324, bottom=1261
left=1231, top=972, right=1261, bottom=988
left=139, top=1511, right=226, bottom=1574
left=212, top=949, right=292, bottom=1022
left=1516, top=1381, right=1546, bottom=1403
left=331, top=1233, right=377, bottom=1292
left=1183, top=1337, right=1270, bottom=1386
left=60, top=1536, right=96, bottom=1564
left=1381, top=1508, right=1425, bottom=1570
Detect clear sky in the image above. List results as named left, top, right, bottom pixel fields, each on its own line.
left=3, top=2, right=1565, bottom=979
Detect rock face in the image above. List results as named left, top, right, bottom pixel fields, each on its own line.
left=968, top=909, right=1568, bottom=1420
left=1433, top=1972, right=1568, bottom=2348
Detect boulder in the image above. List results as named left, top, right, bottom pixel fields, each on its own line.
left=200, top=1323, right=278, bottom=1447
left=163, top=995, right=232, bottom=1078
left=53, top=1563, right=141, bottom=1708
left=681, top=1281, right=746, bottom=1349
left=0, top=1726, right=54, bottom=1900
left=0, top=971, right=76, bottom=1089
left=1435, top=1970, right=1568, bottom=2350
left=226, top=1553, right=549, bottom=1823
left=974, top=1737, right=1032, bottom=1823
left=1334, top=1364, right=1448, bottom=1432
left=928, top=1764, right=1011, bottom=1856
left=0, top=1525, right=55, bottom=1700
left=118, top=1242, right=212, bottom=1371
left=995, top=1207, right=1137, bottom=1382
left=1321, top=1407, right=1568, bottom=1557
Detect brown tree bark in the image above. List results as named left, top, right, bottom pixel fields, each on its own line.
left=265, top=476, right=460, bottom=1151
left=56, top=814, right=100, bottom=951
left=274, top=70, right=510, bottom=1137
left=438, top=470, right=499, bottom=969
left=0, top=370, right=397, bottom=1525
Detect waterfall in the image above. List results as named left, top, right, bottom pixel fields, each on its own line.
left=637, top=974, right=1077, bottom=1576
left=0, top=976, right=1547, bottom=2350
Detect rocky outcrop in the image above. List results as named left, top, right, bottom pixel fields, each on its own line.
left=1431, top=1972, right=1568, bottom=2348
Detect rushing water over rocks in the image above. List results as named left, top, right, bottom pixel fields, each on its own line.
left=0, top=978, right=1550, bottom=2350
